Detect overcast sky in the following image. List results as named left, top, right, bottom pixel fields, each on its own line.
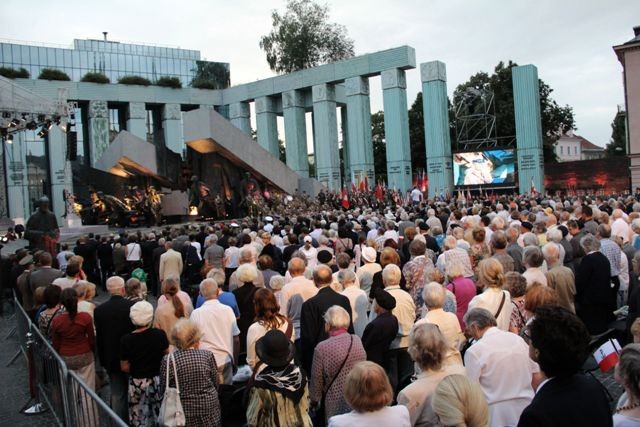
left=1, top=0, right=638, bottom=148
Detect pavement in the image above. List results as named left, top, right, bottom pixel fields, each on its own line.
left=0, top=301, right=57, bottom=426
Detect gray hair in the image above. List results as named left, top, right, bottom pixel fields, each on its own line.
left=422, top=282, right=446, bottom=309
left=106, top=276, right=125, bottom=293
left=463, top=307, right=497, bottom=330
left=523, top=246, right=544, bottom=268
left=522, top=233, right=539, bottom=247
left=323, top=305, right=351, bottom=330
left=546, top=228, right=563, bottom=243
left=208, top=234, right=218, bottom=244
left=269, top=275, right=285, bottom=291
left=206, top=268, right=226, bottom=287
left=542, top=243, right=560, bottom=263
left=236, top=263, right=258, bottom=283
left=338, top=269, right=357, bottom=287
left=239, top=248, right=254, bottom=264
left=580, top=234, right=601, bottom=253
left=158, top=237, right=166, bottom=246
left=199, top=278, right=218, bottom=300
left=443, top=236, right=457, bottom=251
left=382, top=264, right=402, bottom=287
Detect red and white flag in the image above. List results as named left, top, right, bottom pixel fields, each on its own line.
left=341, top=187, right=350, bottom=209
left=594, top=338, right=622, bottom=373
left=530, top=176, right=537, bottom=196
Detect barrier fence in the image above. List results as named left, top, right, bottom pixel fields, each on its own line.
left=9, top=292, right=127, bottom=427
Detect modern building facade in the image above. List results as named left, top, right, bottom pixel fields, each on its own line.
left=555, top=130, right=605, bottom=162
left=614, top=26, right=640, bottom=189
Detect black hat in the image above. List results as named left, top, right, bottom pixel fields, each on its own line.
left=521, top=221, right=533, bottom=231
left=418, top=222, right=430, bottom=231
left=375, top=289, right=396, bottom=311
left=557, top=225, right=569, bottom=238
left=317, top=250, right=333, bottom=264
left=255, top=329, right=295, bottom=368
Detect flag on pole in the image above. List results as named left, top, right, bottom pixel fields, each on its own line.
left=351, top=171, right=357, bottom=193
left=593, top=339, right=622, bottom=373
left=341, top=187, right=350, bottom=209
left=375, top=183, right=383, bottom=201
left=467, top=188, right=472, bottom=201
left=364, top=174, right=369, bottom=192
left=358, top=171, right=365, bottom=192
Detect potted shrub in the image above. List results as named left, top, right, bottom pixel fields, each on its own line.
left=38, top=68, right=71, bottom=81
left=81, top=72, right=110, bottom=84
left=118, top=75, right=151, bottom=86
left=0, top=67, right=30, bottom=79
left=191, top=78, right=217, bottom=90
left=156, top=76, right=182, bottom=88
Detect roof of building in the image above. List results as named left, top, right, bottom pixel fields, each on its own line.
left=613, top=27, right=640, bottom=62
left=559, top=132, right=604, bottom=151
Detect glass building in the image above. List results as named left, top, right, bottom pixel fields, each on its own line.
left=0, top=38, right=230, bottom=88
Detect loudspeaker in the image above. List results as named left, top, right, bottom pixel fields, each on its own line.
left=67, top=131, right=77, bottom=161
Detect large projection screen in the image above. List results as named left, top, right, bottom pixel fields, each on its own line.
left=453, top=149, right=516, bottom=186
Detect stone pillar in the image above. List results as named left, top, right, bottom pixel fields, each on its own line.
left=512, top=65, right=545, bottom=195
left=282, top=90, right=309, bottom=177
left=4, top=132, right=28, bottom=223
left=341, top=106, right=350, bottom=182
left=421, top=61, right=454, bottom=198
left=345, top=76, right=374, bottom=188
left=255, top=96, right=279, bottom=157
left=127, top=102, right=147, bottom=140
left=162, top=103, right=183, bottom=156
left=229, top=102, right=251, bottom=135
left=88, top=100, right=109, bottom=167
left=382, top=68, right=412, bottom=192
left=47, top=126, right=72, bottom=225
left=312, top=84, right=341, bottom=190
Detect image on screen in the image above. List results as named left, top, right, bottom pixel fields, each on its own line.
left=453, top=149, right=515, bottom=186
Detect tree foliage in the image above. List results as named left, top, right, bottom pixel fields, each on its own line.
left=191, top=61, right=230, bottom=89
left=118, top=75, right=151, bottom=86
left=371, top=111, right=387, bottom=180
left=81, top=72, right=110, bottom=84
left=259, top=0, right=355, bottom=74
left=453, top=61, right=575, bottom=163
left=156, top=76, right=182, bottom=88
left=606, top=110, right=627, bottom=156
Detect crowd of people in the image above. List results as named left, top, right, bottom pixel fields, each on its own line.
left=5, top=190, right=640, bottom=426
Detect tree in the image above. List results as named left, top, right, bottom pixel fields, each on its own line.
left=606, top=110, right=627, bottom=157
left=259, top=0, right=355, bottom=74
left=191, top=61, right=230, bottom=89
left=452, top=61, right=574, bottom=162
left=409, top=92, right=426, bottom=174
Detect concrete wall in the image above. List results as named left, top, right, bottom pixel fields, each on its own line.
left=624, top=48, right=640, bottom=190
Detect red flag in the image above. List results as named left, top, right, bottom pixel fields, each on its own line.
left=341, top=187, right=350, bottom=209
left=375, top=183, right=383, bottom=201
left=594, top=339, right=621, bottom=373
left=364, top=175, right=369, bottom=192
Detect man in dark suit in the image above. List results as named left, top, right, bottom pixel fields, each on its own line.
left=141, top=232, right=158, bottom=294
left=361, top=289, right=398, bottom=368
left=94, top=276, right=135, bottom=421
left=574, top=234, right=615, bottom=335
left=518, top=305, right=612, bottom=427
left=29, top=252, right=62, bottom=292
left=74, top=235, right=99, bottom=284
left=300, top=264, right=353, bottom=374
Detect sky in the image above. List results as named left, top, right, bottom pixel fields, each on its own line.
left=1, top=0, right=638, bottom=148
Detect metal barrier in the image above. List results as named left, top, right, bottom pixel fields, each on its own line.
left=6, top=290, right=31, bottom=366
left=10, top=294, right=128, bottom=426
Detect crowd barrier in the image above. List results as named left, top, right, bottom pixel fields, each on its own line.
left=10, top=293, right=127, bottom=427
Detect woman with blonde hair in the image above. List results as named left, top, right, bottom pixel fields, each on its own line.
left=432, top=374, right=489, bottom=427
left=154, top=277, right=190, bottom=342
left=398, top=323, right=466, bottom=426
left=328, top=361, right=410, bottom=426
left=467, top=258, right=511, bottom=331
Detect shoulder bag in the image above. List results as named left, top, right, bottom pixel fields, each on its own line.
left=312, top=335, right=354, bottom=427
left=159, top=352, right=186, bottom=427
left=494, top=291, right=507, bottom=318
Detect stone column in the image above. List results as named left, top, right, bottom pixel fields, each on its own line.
left=513, top=65, right=545, bottom=194
left=341, top=106, right=350, bottom=182
left=282, top=90, right=309, bottom=177
left=229, top=102, right=251, bottom=135
left=4, top=132, right=28, bottom=223
left=421, top=61, right=454, bottom=198
left=382, top=68, right=412, bottom=192
left=345, top=76, right=374, bottom=189
left=312, top=84, right=341, bottom=190
left=162, top=103, right=183, bottom=156
left=127, top=102, right=147, bottom=140
left=88, top=100, right=109, bottom=167
left=47, top=126, right=72, bottom=225
left=255, top=96, right=279, bottom=157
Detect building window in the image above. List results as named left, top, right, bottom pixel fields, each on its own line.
left=575, top=146, right=578, bottom=155
left=560, top=146, right=563, bottom=155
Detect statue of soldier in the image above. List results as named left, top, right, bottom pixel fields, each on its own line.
left=25, top=196, right=59, bottom=253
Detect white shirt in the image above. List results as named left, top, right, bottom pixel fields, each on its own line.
left=612, top=218, right=632, bottom=244
left=464, top=327, right=538, bottom=427
left=190, top=299, right=240, bottom=366
left=126, top=242, right=141, bottom=261
left=299, top=245, right=318, bottom=269
left=468, top=288, right=512, bottom=331
left=328, top=405, right=411, bottom=427
left=411, top=188, right=423, bottom=202
left=224, top=246, right=240, bottom=268
left=383, top=229, right=399, bottom=243
left=523, top=267, right=548, bottom=287
left=341, top=285, right=369, bottom=337
left=620, top=251, right=630, bottom=292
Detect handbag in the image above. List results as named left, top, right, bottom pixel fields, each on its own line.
left=312, top=336, right=353, bottom=427
left=159, top=353, right=186, bottom=427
